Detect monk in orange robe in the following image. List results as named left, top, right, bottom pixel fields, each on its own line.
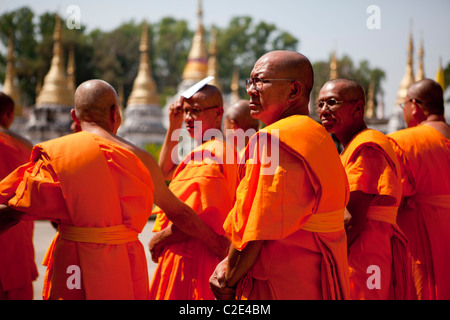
left=209, top=51, right=350, bottom=300
left=0, top=80, right=229, bottom=300
left=318, top=79, right=414, bottom=300
left=388, top=79, right=450, bottom=300
left=223, top=99, right=260, bottom=162
left=149, top=85, right=238, bottom=300
left=0, top=92, right=37, bottom=300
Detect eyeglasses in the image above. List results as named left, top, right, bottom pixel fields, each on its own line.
left=245, top=77, right=295, bottom=91
left=399, top=98, right=421, bottom=109
left=182, top=106, right=218, bottom=118
left=316, top=98, right=360, bottom=112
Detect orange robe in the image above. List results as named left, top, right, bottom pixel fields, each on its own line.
left=388, top=125, right=450, bottom=300
left=0, top=131, right=154, bottom=300
left=341, top=129, right=414, bottom=300
left=150, top=139, right=238, bottom=300
left=225, top=115, right=350, bottom=300
left=0, top=132, right=38, bottom=300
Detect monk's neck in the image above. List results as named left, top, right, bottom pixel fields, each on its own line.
left=337, top=123, right=368, bottom=148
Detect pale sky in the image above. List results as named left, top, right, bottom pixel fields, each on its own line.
left=2, top=0, right=450, bottom=117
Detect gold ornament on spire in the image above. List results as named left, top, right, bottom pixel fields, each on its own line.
left=330, top=50, right=338, bottom=80
left=207, top=26, right=221, bottom=91
left=365, top=80, right=375, bottom=119
left=396, top=28, right=415, bottom=106
left=67, top=46, right=76, bottom=96
left=2, top=29, right=22, bottom=115
left=230, top=66, right=240, bottom=104
left=182, top=0, right=208, bottom=81
left=127, top=21, right=160, bottom=106
left=416, top=33, right=425, bottom=81
left=35, top=14, right=73, bottom=107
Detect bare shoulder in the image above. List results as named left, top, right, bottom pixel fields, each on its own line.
left=423, top=121, right=450, bottom=140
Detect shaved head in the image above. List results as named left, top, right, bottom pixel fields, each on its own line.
left=322, top=78, right=366, bottom=105
left=74, top=79, right=118, bottom=124
left=225, top=100, right=259, bottom=131
left=256, top=50, right=314, bottom=98
left=408, top=79, right=445, bottom=115
left=189, top=84, right=223, bottom=109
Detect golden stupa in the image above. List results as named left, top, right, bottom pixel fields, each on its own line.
left=127, top=21, right=160, bottom=107
left=207, top=26, right=222, bottom=91
left=2, top=30, right=22, bottom=115
left=67, top=46, right=76, bottom=96
left=35, top=14, right=73, bottom=107
left=395, top=31, right=415, bottom=106
left=416, top=35, right=425, bottom=81
left=330, top=50, right=338, bottom=80
left=181, top=0, right=209, bottom=81
left=365, top=80, right=375, bottom=119
left=230, top=66, right=240, bottom=104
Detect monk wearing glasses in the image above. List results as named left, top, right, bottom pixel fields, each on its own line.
left=210, top=51, right=350, bottom=300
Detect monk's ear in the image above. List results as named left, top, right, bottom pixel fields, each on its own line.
left=353, top=100, right=364, bottom=118
left=411, top=100, right=426, bottom=122
left=70, top=109, right=80, bottom=125
left=288, top=81, right=302, bottom=101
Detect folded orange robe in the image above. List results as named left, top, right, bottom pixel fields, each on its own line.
left=341, top=129, right=414, bottom=300
left=0, top=132, right=37, bottom=299
left=150, top=139, right=238, bottom=300
left=224, top=115, right=350, bottom=300
left=388, top=125, right=450, bottom=300
left=0, top=131, right=154, bottom=300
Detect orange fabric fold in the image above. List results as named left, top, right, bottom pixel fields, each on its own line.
left=0, top=132, right=37, bottom=298
left=225, top=115, right=350, bottom=300
left=150, top=139, right=238, bottom=300
left=341, top=129, right=414, bottom=300
left=0, top=132, right=154, bottom=300
left=389, top=125, right=450, bottom=300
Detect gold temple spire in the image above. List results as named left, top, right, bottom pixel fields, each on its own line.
left=230, top=66, right=240, bottom=104
left=2, top=29, right=22, bottom=115
left=127, top=21, right=160, bottom=106
left=416, top=33, right=425, bottom=81
left=365, top=80, right=375, bottom=119
left=67, top=46, right=76, bottom=96
left=396, top=28, right=415, bottom=106
left=182, top=0, right=208, bottom=81
left=207, top=26, right=221, bottom=91
left=35, top=14, right=73, bottom=107
left=329, top=50, right=338, bottom=80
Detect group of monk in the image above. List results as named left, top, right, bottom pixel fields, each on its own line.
left=0, top=50, right=448, bottom=300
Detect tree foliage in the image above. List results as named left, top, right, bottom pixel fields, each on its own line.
left=0, top=6, right=386, bottom=110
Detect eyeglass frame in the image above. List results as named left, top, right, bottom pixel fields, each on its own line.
left=245, top=77, right=296, bottom=91
left=399, top=98, right=422, bottom=109
left=316, top=98, right=360, bottom=112
left=182, top=105, right=219, bottom=117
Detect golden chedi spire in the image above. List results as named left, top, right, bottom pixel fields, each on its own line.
left=67, top=45, right=76, bottom=96
left=207, top=26, right=222, bottom=91
left=2, top=29, right=22, bottom=115
left=127, top=21, right=160, bottom=106
left=36, top=14, right=73, bottom=107
left=230, top=66, right=240, bottom=104
left=436, top=57, right=445, bottom=91
left=330, top=50, right=338, bottom=80
left=396, top=29, right=415, bottom=106
left=365, top=79, right=375, bottom=119
left=182, top=0, right=208, bottom=81
left=416, top=34, right=425, bottom=81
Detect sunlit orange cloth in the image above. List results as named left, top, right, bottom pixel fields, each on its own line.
left=224, top=115, right=350, bottom=300
left=0, top=132, right=37, bottom=299
left=388, top=125, right=450, bottom=300
left=150, top=139, right=238, bottom=300
left=340, top=129, right=415, bottom=300
left=0, top=131, right=154, bottom=300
